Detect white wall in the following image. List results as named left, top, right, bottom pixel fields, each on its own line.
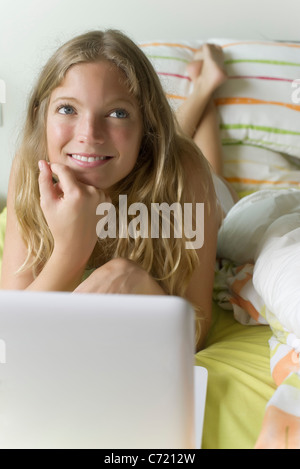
left=0, top=0, right=299, bottom=204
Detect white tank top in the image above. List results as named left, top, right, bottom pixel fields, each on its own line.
left=211, top=172, right=235, bottom=216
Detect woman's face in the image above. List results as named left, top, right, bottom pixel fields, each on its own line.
left=46, top=61, right=143, bottom=191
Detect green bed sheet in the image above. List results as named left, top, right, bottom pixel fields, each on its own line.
left=0, top=207, right=275, bottom=448
left=197, top=304, right=276, bottom=449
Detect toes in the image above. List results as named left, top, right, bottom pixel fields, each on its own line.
left=194, top=47, right=204, bottom=61
left=186, top=60, right=203, bottom=80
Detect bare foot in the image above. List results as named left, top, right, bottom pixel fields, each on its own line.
left=187, top=44, right=228, bottom=93
left=186, top=48, right=204, bottom=81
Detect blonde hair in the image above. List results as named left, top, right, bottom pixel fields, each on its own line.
left=14, top=30, right=212, bottom=307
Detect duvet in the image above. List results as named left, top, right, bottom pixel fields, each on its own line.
left=215, top=189, right=300, bottom=448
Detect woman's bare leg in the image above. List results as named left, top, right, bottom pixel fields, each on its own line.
left=177, top=44, right=239, bottom=204
left=193, top=99, right=224, bottom=176
left=176, top=44, right=227, bottom=175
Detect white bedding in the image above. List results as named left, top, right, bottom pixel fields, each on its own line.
left=216, top=189, right=300, bottom=438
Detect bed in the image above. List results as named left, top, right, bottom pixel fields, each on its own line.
left=1, top=38, right=300, bottom=449
left=0, top=199, right=278, bottom=451
left=138, top=38, right=300, bottom=448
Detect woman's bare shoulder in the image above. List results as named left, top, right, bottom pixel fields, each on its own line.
left=181, top=149, right=217, bottom=205
left=180, top=150, right=220, bottom=350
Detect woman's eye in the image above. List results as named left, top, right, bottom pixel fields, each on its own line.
left=57, top=105, right=75, bottom=115
left=109, top=109, right=129, bottom=119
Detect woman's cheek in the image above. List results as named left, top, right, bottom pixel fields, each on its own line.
left=47, top=120, right=73, bottom=163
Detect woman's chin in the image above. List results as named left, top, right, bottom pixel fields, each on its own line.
left=73, top=171, right=106, bottom=190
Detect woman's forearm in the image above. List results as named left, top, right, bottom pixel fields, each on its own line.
left=25, top=250, right=86, bottom=292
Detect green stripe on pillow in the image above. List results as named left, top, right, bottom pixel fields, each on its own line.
left=225, top=59, right=300, bottom=66
left=222, top=138, right=300, bottom=153
left=221, top=123, right=300, bottom=136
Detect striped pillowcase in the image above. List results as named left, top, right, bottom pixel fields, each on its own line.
left=140, top=39, right=300, bottom=159
left=222, top=144, right=300, bottom=195
left=139, top=40, right=199, bottom=109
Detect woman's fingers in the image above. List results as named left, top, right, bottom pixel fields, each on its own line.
left=38, top=160, right=58, bottom=205
left=38, top=160, right=111, bottom=267
left=41, top=161, right=110, bottom=202
left=47, top=162, right=82, bottom=199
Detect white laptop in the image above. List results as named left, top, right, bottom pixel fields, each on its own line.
left=0, top=291, right=207, bottom=449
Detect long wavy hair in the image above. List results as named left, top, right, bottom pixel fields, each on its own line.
left=14, top=29, right=213, bottom=309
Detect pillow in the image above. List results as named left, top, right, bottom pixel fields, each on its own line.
left=0, top=208, right=7, bottom=281
left=140, top=39, right=300, bottom=159
left=222, top=144, right=300, bottom=195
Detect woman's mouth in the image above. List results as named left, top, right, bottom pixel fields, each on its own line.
left=68, top=153, right=113, bottom=167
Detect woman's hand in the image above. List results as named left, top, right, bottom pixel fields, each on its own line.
left=74, top=258, right=166, bottom=295
left=255, top=405, right=300, bottom=449
left=38, top=160, right=110, bottom=270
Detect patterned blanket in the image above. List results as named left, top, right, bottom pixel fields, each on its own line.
left=215, top=189, right=300, bottom=448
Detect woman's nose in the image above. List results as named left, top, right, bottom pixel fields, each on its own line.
left=76, top=116, right=105, bottom=144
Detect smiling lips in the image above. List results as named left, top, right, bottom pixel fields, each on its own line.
left=68, top=153, right=113, bottom=167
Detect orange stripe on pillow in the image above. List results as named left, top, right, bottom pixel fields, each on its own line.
left=166, top=93, right=187, bottom=101
left=215, top=97, right=300, bottom=112
left=140, top=42, right=199, bottom=52
left=221, top=41, right=300, bottom=49
left=226, top=176, right=300, bottom=187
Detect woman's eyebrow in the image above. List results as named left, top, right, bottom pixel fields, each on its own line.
left=51, top=96, right=80, bottom=104
left=106, top=97, right=137, bottom=109
left=51, top=95, right=137, bottom=109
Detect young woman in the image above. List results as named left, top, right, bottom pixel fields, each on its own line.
left=0, top=30, right=231, bottom=350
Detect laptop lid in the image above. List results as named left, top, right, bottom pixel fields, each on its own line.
left=0, top=291, right=205, bottom=449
